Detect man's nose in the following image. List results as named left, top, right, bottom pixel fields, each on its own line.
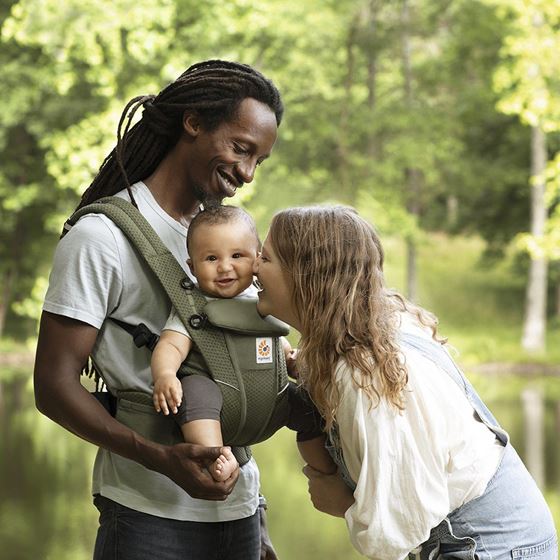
left=236, top=159, right=257, bottom=184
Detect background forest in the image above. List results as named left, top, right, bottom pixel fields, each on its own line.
left=1, top=0, right=560, bottom=559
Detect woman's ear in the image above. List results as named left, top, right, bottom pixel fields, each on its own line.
left=183, top=112, right=201, bottom=137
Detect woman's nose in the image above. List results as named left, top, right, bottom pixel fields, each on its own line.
left=253, top=257, right=260, bottom=274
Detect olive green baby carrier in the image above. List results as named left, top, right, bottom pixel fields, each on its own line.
left=67, top=196, right=291, bottom=466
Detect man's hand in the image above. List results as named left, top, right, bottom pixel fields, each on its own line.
left=281, top=337, right=299, bottom=379
left=285, top=349, right=298, bottom=379
left=163, top=443, right=240, bottom=500
left=302, top=464, right=354, bottom=518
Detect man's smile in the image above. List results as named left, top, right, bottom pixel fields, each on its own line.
left=217, top=169, right=242, bottom=197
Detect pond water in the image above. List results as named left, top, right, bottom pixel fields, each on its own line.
left=0, top=369, right=558, bottom=560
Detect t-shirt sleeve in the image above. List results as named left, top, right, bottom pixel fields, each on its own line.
left=335, top=362, right=450, bottom=560
left=162, top=307, right=190, bottom=338
left=43, top=215, right=123, bottom=329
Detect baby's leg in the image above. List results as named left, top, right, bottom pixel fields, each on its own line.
left=181, top=419, right=238, bottom=481
left=176, top=375, right=238, bottom=481
left=286, top=382, right=337, bottom=474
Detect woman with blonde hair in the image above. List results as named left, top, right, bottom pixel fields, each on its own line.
left=254, top=205, right=557, bottom=560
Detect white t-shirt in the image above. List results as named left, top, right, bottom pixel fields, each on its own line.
left=336, top=314, right=505, bottom=560
left=43, top=181, right=260, bottom=521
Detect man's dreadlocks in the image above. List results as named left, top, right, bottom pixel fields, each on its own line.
left=77, top=60, right=283, bottom=211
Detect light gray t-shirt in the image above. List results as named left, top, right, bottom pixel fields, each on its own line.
left=43, top=181, right=260, bottom=521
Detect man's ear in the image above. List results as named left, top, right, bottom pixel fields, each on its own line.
left=183, top=112, right=201, bottom=137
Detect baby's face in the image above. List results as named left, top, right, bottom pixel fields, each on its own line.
left=188, top=220, right=259, bottom=299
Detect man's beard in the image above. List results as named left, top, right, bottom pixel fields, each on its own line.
left=193, top=183, right=224, bottom=210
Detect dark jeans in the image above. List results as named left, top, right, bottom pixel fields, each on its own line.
left=93, top=495, right=260, bottom=560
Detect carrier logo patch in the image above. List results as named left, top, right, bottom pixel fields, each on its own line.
left=256, top=337, right=273, bottom=363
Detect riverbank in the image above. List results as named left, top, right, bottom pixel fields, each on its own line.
left=1, top=350, right=560, bottom=376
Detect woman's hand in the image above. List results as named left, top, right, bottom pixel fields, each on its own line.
left=302, top=464, right=354, bottom=517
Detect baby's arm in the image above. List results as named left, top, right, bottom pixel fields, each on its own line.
left=151, top=330, right=193, bottom=415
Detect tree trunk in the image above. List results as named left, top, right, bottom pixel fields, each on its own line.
left=401, top=0, right=420, bottom=302
left=337, top=14, right=359, bottom=201
left=556, top=281, right=560, bottom=318
left=0, top=263, right=17, bottom=340
left=365, top=0, right=380, bottom=160
left=446, top=194, right=458, bottom=228
left=405, top=168, right=422, bottom=302
left=521, top=125, right=548, bottom=353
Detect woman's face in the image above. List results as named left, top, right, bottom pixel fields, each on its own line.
left=254, top=235, right=301, bottom=330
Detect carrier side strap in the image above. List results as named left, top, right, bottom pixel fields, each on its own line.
left=68, top=197, right=246, bottom=436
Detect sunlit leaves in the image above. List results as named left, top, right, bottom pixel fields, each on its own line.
left=3, top=0, right=174, bottom=97
left=485, top=0, right=560, bottom=266
left=487, top=0, right=560, bottom=130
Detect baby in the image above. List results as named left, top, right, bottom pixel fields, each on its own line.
left=151, top=206, right=333, bottom=481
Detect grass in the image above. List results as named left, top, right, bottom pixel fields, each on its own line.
left=382, top=233, right=560, bottom=366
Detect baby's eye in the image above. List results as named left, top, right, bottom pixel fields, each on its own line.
left=232, top=253, right=243, bottom=259
left=205, top=255, right=217, bottom=262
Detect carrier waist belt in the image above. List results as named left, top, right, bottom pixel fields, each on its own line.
left=116, top=390, right=253, bottom=466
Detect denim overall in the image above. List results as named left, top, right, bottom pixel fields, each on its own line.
left=327, top=333, right=558, bottom=559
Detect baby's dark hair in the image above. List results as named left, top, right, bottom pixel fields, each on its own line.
left=77, top=60, right=283, bottom=211
left=187, top=206, right=260, bottom=255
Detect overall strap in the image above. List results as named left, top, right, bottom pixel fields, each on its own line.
left=400, top=332, right=508, bottom=446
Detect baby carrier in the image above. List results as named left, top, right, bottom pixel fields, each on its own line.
left=66, top=196, right=291, bottom=465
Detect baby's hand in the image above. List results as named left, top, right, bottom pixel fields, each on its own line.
left=153, top=376, right=183, bottom=415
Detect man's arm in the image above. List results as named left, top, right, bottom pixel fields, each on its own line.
left=34, top=311, right=238, bottom=500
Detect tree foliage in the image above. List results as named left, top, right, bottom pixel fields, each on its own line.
left=1, top=0, right=559, bottom=342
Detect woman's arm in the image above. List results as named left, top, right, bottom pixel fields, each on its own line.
left=34, top=311, right=237, bottom=499
left=302, top=464, right=354, bottom=517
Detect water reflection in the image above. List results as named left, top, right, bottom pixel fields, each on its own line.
left=1, top=369, right=558, bottom=559
left=0, top=374, right=97, bottom=560
left=491, top=392, right=560, bottom=491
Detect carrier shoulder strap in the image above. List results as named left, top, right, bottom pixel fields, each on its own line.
left=66, top=197, right=244, bottom=399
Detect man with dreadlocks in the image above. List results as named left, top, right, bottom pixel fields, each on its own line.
left=34, top=60, right=283, bottom=560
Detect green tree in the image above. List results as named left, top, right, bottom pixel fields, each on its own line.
left=487, top=0, right=560, bottom=352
